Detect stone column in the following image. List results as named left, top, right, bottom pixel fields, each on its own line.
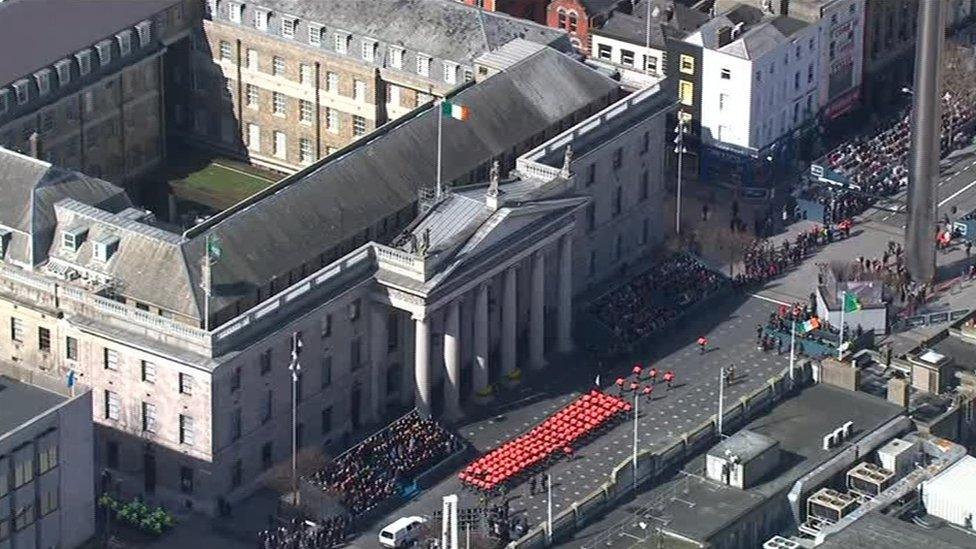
left=369, top=304, right=388, bottom=422
left=414, top=315, right=431, bottom=417
left=530, top=249, right=546, bottom=370
left=501, top=266, right=518, bottom=378
left=557, top=235, right=574, bottom=354
left=473, top=283, right=490, bottom=395
left=443, top=301, right=462, bottom=419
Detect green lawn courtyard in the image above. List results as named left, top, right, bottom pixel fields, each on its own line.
left=168, top=158, right=278, bottom=211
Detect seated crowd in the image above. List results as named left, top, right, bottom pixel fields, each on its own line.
left=305, top=411, right=461, bottom=516
left=256, top=516, right=349, bottom=549
left=591, top=254, right=726, bottom=343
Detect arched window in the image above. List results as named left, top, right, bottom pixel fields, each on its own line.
left=557, top=8, right=567, bottom=29
left=568, top=11, right=579, bottom=32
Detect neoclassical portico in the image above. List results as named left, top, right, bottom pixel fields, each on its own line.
left=370, top=174, right=584, bottom=419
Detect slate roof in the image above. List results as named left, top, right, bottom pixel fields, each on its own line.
left=595, top=0, right=710, bottom=45
left=0, top=149, right=132, bottom=266
left=180, top=47, right=616, bottom=317
left=0, top=0, right=179, bottom=87
left=692, top=3, right=809, bottom=60
left=247, top=0, right=568, bottom=66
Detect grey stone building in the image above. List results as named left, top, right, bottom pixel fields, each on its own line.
left=0, top=0, right=195, bottom=188
left=0, top=45, right=674, bottom=515
left=0, top=367, right=94, bottom=549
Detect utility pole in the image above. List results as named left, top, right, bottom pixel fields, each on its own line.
left=717, top=366, right=724, bottom=437
left=905, top=0, right=945, bottom=283
left=289, top=331, right=302, bottom=507
left=674, top=119, right=687, bottom=235
left=789, top=320, right=797, bottom=382
left=633, top=388, right=640, bottom=491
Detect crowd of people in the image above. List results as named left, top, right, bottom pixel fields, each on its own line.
left=733, top=223, right=849, bottom=288
left=256, top=516, right=348, bottom=549
left=590, top=254, right=727, bottom=343
left=817, top=43, right=976, bottom=220
left=305, top=411, right=462, bottom=516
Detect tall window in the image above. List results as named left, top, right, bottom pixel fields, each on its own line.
left=679, top=80, right=694, bottom=106
left=679, top=54, right=695, bottom=74
left=334, top=33, right=348, bottom=54
left=299, top=99, right=313, bottom=123
left=272, top=92, right=286, bottom=115
left=37, top=327, right=50, bottom=351
left=299, top=138, right=314, bottom=164
left=327, top=108, right=339, bottom=133
left=179, top=415, right=195, bottom=445
left=141, top=360, right=156, bottom=383
left=272, top=56, right=285, bottom=76
left=10, top=317, right=23, bottom=342
left=65, top=336, right=78, bottom=360
left=353, top=79, right=366, bottom=101
left=281, top=17, right=297, bottom=39
left=103, top=348, right=118, bottom=370
left=142, top=402, right=157, bottom=432
left=389, top=47, right=404, bottom=69
left=326, top=71, right=338, bottom=92
left=104, top=390, right=120, bottom=420
left=321, top=355, right=333, bottom=387
left=362, top=40, right=375, bottom=62
left=260, top=349, right=272, bottom=374
left=274, top=131, right=287, bottom=159
left=352, top=115, right=367, bottom=136
left=246, top=84, right=259, bottom=108
left=219, top=41, right=232, bottom=61
left=179, top=372, right=194, bottom=395
left=416, top=55, right=431, bottom=77
left=309, top=24, right=323, bottom=46
left=247, top=49, right=258, bottom=70
left=300, top=64, right=314, bottom=86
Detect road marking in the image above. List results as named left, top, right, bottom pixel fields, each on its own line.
left=750, top=293, right=790, bottom=306
left=211, top=161, right=275, bottom=183
left=938, top=178, right=976, bottom=207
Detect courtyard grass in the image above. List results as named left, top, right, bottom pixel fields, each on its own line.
left=169, top=158, right=278, bottom=211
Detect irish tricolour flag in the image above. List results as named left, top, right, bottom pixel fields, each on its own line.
left=441, top=100, right=470, bottom=121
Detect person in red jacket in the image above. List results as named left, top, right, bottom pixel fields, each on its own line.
left=648, top=367, right=658, bottom=385
left=663, top=371, right=675, bottom=390
left=697, top=336, right=708, bottom=354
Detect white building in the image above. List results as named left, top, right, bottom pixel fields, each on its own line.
left=688, top=4, right=820, bottom=153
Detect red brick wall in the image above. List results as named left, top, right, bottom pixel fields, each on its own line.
left=459, top=0, right=550, bottom=24
left=547, top=0, right=591, bottom=54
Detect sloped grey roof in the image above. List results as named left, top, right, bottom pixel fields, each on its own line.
left=0, top=0, right=179, bottom=87
left=695, top=4, right=766, bottom=50
left=248, top=0, right=567, bottom=65
left=580, top=0, right=629, bottom=17
left=189, top=48, right=617, bottom=313
left=49, top=200, right=200, bottom=318
left=596, top=0, right=710, bottom=44
left=694, top=3, right=808, bottom=59
left=0, top=148, right=131, bottom=265
left=596, top=11, right=668, bottom=48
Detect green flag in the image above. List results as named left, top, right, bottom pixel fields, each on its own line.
left=843, top=292, right=861, bottom=313
left=206, top=233, right=222, bottom=265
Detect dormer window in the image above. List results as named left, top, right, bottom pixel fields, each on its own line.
left=416, top=54, right=431, bottom=77
left=93, top=235, right=120, bottom=262
left=12, top=80, right=29, bottom=105
left=95, top=40, right=113, bottom=67
left=136, top=21, right=152, bottom=48
left=281, top=16, right=297, bottom=39
left=34, top=70, right=52, bottom=96
left=76, top=50, right=92, bottom=76
left=361, top=40, right=376, bottom=63
left=117, top=31, right=133, bottom=57
left=0, top=228, right=11, bottom=259
left=443, top=61, right=457, bottom=84
left=334, top=32, right=349, bottom=54
left=308, top=23, right=323, bottom=46
left=389, top=47, right=404, bottom=69
left=228, top=1, right=244, bottom=24
left=55, top=60, right=72, bottom=87
left=254, top=8, right=270, bottom=31
left=62, top=227, right=89, bottom=252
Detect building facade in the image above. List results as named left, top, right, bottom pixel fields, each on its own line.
left=0, top=47, right=631, bottom=515
left=688, top=4, right=820, bottom=190
left=0, top=369, right=94, bottom=549
left=547, top=0, right=632, bottom=53
left=0, top=0, right=194, bottom=188
left=860, top=0, right=916, bottom=112
left=183, top=0, right=568, bottom=172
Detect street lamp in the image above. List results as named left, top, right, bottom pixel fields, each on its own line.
left=717, top=366, right=724, bottom=437
left=289, top=331, right=303, bottom=507
left=632, top=387, right=640, bottom=492
left=674, top=119, right=688, bottom=235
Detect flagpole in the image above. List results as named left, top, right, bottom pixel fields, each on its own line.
left=789, top=320, right=796, bottom=381
left=838, top=291, right=845, bottom=359
left=436, top=98, right=443, bottom=202
left=202, top=234, right=211, bottom=332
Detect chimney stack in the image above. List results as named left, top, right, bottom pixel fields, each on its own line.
left=28, top=132, right=42, bottom=160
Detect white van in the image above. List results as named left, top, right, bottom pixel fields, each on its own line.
left=378, top=516, right=427, bottom=548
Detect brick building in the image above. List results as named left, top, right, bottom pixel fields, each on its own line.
left=456, top=0, right=552, bottom=24
left=181, top=0, right=568, bottom=173
left=547, top=0, right=632, bottom=53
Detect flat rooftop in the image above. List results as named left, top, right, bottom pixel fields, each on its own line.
left=0, top=375, right=66, bottom=435
left=818, top=511, right=976, bottom=549
left=569, top=384, right=904, bottom=545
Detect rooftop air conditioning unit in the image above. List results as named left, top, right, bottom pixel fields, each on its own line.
left=847, top=462, right=895, bottom=497
left=807, top=488, right=858, bottom=524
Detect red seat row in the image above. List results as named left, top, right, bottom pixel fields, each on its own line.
left=458, top=390, right=631, bottom=491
